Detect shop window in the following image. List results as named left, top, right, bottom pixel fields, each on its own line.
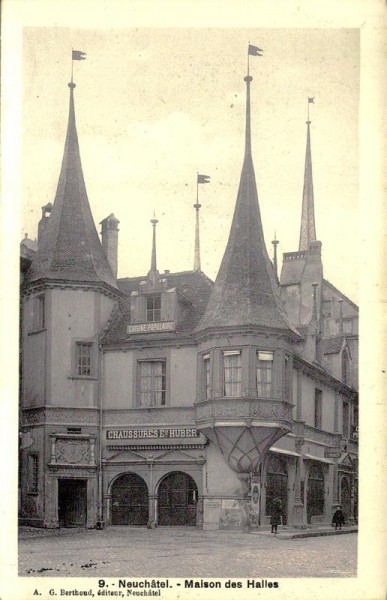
left=76, top=342, right=93, bottom=377
left=223, top=351, right=241, bottom=397
left=28, top=453, right=38, bottom=493
left=146, top=295, right=161, bottom=322
left=256, top=351, right=273, bottom=397
left=138, top=360, right=166, bottom=406
left=203, top=354, right=211, bottom=399
left=314, top=389, right=322, bottom=429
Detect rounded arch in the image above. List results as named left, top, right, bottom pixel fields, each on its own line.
left=157, top=471, right=198, bottom=526
left=111, top=472, right=149, bottom=526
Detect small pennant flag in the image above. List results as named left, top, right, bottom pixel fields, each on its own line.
left=308, top=97, right=315, bottom=103
left=197, top=174, right=210, bottom=184
left=248, top=44, right=263, bottom=56
left=72, top=50, right=87, bottom=61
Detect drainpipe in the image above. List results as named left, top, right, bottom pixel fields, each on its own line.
left=97, top=341, right=104, bottom=526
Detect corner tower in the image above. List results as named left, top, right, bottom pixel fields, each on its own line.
left=20, top=75, right=121, bottom=529
left=280, top=104, right=323, bottom=352
left=194, top=60, right=300, bottom=505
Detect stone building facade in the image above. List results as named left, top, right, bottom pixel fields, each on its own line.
left=19, top=64, right=358, bottom=530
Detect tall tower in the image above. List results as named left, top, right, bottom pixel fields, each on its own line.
left=194, top=65, right=300, bottom=527
left=299, top=118, right=317, bottom=251
left=20, top=78, right=121, bottom=528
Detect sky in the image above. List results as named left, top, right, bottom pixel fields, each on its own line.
left=21, top=27, right=360, bottom=301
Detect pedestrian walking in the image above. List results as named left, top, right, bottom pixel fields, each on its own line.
left=331, top=505, right=345, bottom=530
left=270, top=498, right=283, bottom=534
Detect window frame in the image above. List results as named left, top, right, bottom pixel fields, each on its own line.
left=28, top=293, right=46, bottom=333
left=137, top=359, right=167, bottom=407
left=146, top=294, right=162, bottom=323
left=314, top=389, right=322, bottom=429
left=202, top=354, right=211, bottom=399
left=256, top=350, right=274, bottom=398
left=222, top=350, right=242, bottom=397
left=75, top=342, right=93, bottom=378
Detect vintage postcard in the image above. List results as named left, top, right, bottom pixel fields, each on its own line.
left=1, top=1, right=385, bottom=599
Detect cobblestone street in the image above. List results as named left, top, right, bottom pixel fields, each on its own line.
left=18, top=526, right=357, bottom=578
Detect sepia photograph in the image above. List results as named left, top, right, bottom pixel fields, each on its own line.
left=1, top=2, right=385, bottom=599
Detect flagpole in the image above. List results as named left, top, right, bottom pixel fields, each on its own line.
left=247, top=42, right=250, bottom=76
left=196, top=171, right=199, bottom=203
left=307, top=97, right=309, bottom=122
left=71, top=48, right=74, bottom=84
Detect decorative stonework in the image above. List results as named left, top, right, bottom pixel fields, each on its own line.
left=104, top=407, right=195, bottom=426
left=56, top=439, right=90, bottom=464
left=195, top=399, right=292, bottom=423
left=22, top=407, right=99, bottom=426
left=50, top=434, right=96, bottom=467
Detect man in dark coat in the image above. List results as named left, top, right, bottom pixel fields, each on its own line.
left=270, top=498, right=283, bottom=534
left=332, top=505, right=345, bottom=530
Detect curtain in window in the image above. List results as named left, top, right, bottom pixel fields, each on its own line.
left=256, top=351, right=273, bottom=397
left=223, top=352, right=241, bottom=397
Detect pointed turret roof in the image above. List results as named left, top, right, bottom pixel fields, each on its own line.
left=299, top=120, right=316, bottom=251
left=196, top=75, right=298, bottom=335
left=26, top=82, right=117, bottom=289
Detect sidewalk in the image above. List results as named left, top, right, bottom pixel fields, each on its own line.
left=19, top=523, right=358, bottom=541
left=249, top=524, right=358, bottom=539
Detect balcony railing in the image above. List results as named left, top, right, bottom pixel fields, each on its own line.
left=195, top=397, right=293, bottom=428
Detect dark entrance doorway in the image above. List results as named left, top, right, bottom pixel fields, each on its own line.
left=58, top=479, right=87, bottom=528
left=158, top=472, right=198, bottom=526
left=340, top=476, right=351, bottom=521
left=265, top=455, right=288, bottom=525
left=307, top=463, right=325, bottom=524
left=111, top=473, right=149, bottom=525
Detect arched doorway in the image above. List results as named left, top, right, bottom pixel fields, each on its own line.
left=158, top=472, right=198, bottom=526
left=340, top=476, right=351, bottom=521
left=307, top=463, right=325, bottom=524
left=111, top=473, right=148, bottom=525
left=265, top=455, right=288, bottom=525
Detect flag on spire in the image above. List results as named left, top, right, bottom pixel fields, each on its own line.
left=248, top=44, right=263, bottom=56
left=197, top=174, right=210, bottom=184
left=72, top=50, right=87, bottom=61
left=308, top=97, right=315, bottom=103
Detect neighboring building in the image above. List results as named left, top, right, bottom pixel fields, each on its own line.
left=19, top=68, right=358, bottom=530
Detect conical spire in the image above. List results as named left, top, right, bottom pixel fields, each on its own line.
left=196, top=75, right=298, bottom=335
left=149, top=213, right=159, bottom=275
left=26, top=82, right=117, bottom=289
left=299, top=119, right=316, bottom=251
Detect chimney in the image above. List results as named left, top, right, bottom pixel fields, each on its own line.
left=100, top=213, right=119, bottom=279
left=37, top=203, right=52, bottom=246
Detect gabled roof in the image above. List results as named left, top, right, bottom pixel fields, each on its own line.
left=322, top=334, right=347, bottom=355
left=102, top=270, right=213, bottom=346
left=195, top=76, right=299, bottom=337
left=25, top=83, right=117, bottom=289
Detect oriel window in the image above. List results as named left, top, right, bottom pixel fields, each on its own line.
left=256, top=351, right=274, bottom=397
left=223, top=351, right=241, bottom=397
left=138, top=360, right=166, bottom=406
left=146, top=295, right=161, bottom=322
left=76, top=343, right=92, bottom=377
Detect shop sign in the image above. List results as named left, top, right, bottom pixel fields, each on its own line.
left=106, top=427, right=200, bottom=440
left=324, top=449, right=341, bottom=458
left=127, top=321, right=175, bottom=334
